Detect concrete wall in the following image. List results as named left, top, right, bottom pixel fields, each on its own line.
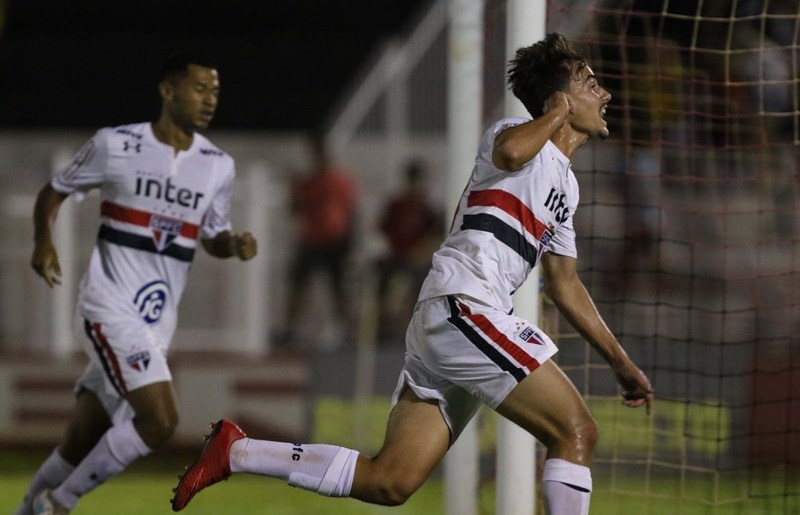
left=0, top=352, right=309, bottom=447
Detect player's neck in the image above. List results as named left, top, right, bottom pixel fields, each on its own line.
left=151, top=119, right=194, bottom=153
left=550, top=126, right=588, bottom=159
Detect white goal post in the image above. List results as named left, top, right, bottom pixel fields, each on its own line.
left=444, top=0, right=546, bottom=514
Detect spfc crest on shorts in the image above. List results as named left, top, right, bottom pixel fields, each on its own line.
left=519, top=326, right=544, bottom=345
left=126, top=350, right=151, bottom=372
left=150, top=215, right=182, bottom=251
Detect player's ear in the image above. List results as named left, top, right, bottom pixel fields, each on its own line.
left=542, top=92, right=555, bottom=114
left=158, top=80, right=173, bottom=102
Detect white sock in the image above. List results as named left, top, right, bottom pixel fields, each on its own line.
left=542, top=458, right=592, bottom=515
left=230, top=439, right=359, bottom=497
left=51, top=419, right=151, bottom=509
left=14, top=448, right=75, bottom=515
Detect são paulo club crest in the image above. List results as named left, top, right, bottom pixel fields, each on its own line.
left=133, top=280, right=169, bottom=324
left=519, top=325, right=544, bottom=345
left=149, top=214, right=183, bottom=251
left=535, top=225, right=555, bottom=263
left=126, top=350, right=151, bottom=372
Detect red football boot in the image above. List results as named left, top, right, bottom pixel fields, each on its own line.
left=171, top=419, right=246, bottom=511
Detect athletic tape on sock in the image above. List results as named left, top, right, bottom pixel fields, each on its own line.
left=317, top=448, right=359, bottom=497
left=542, top=458, right=592, bottom=492
left=106, top=419, right=152, bottom=463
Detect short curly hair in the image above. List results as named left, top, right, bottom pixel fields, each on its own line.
left=507, top=33, right=587, bottom=118
left=160, top=49, right=217, bottom=83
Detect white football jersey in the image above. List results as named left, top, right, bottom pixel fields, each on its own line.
left=419, top=117, right=579, bottom=313
left=52, top=122, right=234, bottom=347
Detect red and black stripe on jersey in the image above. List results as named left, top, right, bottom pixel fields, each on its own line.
left=97, top=200, right=199, bottom=262
left=460, top=189, right=551, bottom=267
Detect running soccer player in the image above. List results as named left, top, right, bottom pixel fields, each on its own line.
left=171, top=33, right=652, bottom=515
left=17, top=50, right=257, bottom=515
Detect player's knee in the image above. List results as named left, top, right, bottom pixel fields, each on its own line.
left=375, top=483, right=413, bottom=506
left=136, top=409, right=179, bottom=448
left=153, top=409, right=179, bottom=443
left=566, top=413, right=598, bottom=461
left=373, top=471, right=424, bottom=506
left=549, top=411, right=598, bottom=463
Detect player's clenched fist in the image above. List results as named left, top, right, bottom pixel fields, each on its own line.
left=233, top=232, right=257, bottom=260
left=31, top=238, right=62, bottom=287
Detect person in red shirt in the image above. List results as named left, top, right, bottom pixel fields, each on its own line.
left=376, top=159, right=442, bottom=341
left=283, top=133, right=358, bottom=347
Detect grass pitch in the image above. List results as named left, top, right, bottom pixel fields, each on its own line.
left=0, top=449, right=443, bottom=515
left=3, top=450, right=797, bottom=515
left=2, top=396, right=797, bottom=515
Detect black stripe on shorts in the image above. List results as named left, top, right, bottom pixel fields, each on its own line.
left=83, top=318, right=125, bottom=397
left=445, top=296, right=527, bottom=382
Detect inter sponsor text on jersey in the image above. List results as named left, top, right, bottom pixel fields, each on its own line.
left=52, top=122, right=234, bottom=348
left=419, top=117, right=579, bottom=314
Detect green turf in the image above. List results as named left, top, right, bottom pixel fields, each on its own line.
left=0, top=448, right=444, bottom=514
left=2, top=396, right=797, bottom=514
left=2, top=471, right=442, bottom=515
left=3, top=465, right=798, bottom=514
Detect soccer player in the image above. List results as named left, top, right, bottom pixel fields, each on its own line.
left=17, top=50, right=257, bottom=515
left=171, top=33, right=653, bottom=515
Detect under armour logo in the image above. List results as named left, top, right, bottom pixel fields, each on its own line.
left=123, top=141, right=141, bottom=153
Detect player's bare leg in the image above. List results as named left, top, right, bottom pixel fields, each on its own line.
left=43, top=381, right=178, bottom=512
left=349, top=387, right=451, bottom=505
left=15, top=389, right=109, bottom=515
left=172, top=387, right=450, bottom=510
left=59, top=388, right=113, bottom=465
left=173, top=363, right=592, bottom=513
left=126, top=380, right=180, bottom=449
left=496, top=360, right=597, bottom=515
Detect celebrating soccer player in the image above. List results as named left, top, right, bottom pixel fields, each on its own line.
left=17, top=50, right=257, bottom=515
left=172, top=33, right=652, bottom=515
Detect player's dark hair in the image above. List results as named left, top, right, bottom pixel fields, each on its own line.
left=507, top=33, right=587, bottom=117
left=160, top=49, right=217, bottom=83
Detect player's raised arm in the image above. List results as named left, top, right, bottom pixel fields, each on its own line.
left=202, top=230, right=257, bottom=260
left=540, top=252, right=654, bottom=414
left=492, top=91, right=571, bottom=171
left=31, top=183, right=68, bottom=287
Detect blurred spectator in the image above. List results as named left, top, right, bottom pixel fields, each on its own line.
left=375, top=159, right=442, bottom=342
left=281, top=132, right=359, bottom=349
left=594, top=14, right=687, bottom=293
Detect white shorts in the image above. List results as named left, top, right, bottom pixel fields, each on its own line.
left=75, top=314, right=171, bottom=417
left=391, top=295, right=558, bottom=441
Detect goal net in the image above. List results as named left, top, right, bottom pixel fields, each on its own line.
left=482, top=0, right=799, bottom=513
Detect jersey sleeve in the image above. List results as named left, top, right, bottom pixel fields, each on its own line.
left=545, top=214, right=577, bottom=258
left=51, top=129, right=111, bottom=197
left=200, top=159, right=235, bottom=239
